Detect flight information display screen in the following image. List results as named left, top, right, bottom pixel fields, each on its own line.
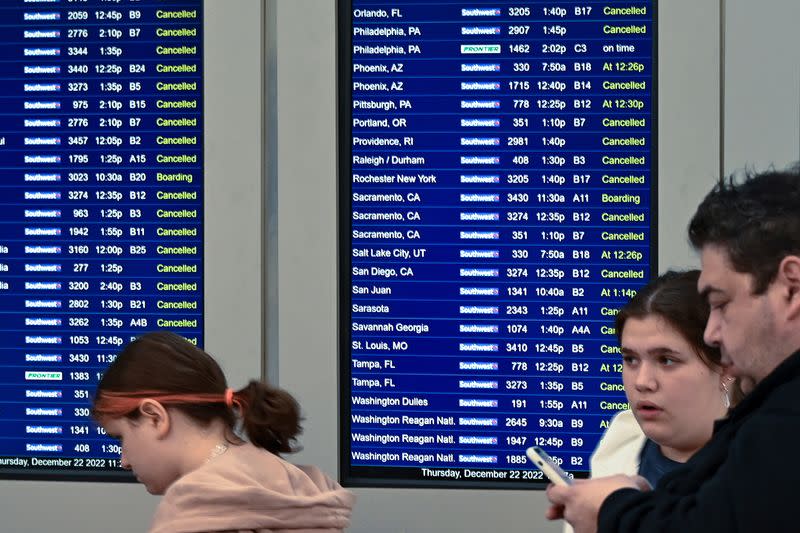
left=0, top=0, right=202, bottom=480
left=339, top=1, right=656, bottom=487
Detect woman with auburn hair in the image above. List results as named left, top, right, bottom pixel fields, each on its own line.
left=92, top=331, right=354, bottom=533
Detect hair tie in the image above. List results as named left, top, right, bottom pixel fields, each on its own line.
left=224, top=388, right=235, bottom=408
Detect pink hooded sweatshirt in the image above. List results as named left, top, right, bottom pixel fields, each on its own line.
left=149, top=443, right=355, bottom=533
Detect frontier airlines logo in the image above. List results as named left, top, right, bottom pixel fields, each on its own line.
left=460, top=44, right=500, bottom=54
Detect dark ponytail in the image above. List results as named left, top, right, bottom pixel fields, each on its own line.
left=236, top=381, right=303, bottom=454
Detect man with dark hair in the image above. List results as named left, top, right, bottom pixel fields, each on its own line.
left=547, top=165, right=800, bottom=532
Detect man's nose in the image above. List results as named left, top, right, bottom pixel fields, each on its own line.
left=704, top=312, right=722, bottom=347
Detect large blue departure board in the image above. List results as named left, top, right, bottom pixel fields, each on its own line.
left=339, top=1, right=656, bottom=487
left=0, top=0, right=202, bottom=480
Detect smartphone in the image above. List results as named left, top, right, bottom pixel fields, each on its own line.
left=525, top=446, right=573, bottom=486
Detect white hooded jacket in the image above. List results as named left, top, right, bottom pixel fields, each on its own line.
left=563, top=410, right=645, bottom=533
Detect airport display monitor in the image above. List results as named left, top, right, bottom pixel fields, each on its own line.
left=0, top=0, right=202, bottom=480
left=339, top=0, right=657, bottom=488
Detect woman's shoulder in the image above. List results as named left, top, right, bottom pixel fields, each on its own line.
left=562, top=412, right=645, bottom=533
left=603, top=409, right=642, bottom=437
left=151, top=443, right=354, bottom=533
left=590, top=410, right=646, bottom=478
left=176, top=442, right=332, bottom=494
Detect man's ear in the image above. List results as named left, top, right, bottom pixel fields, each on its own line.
left=138, top=399, right=170, bottom=439
left=777, top=255, right=800, bottom=320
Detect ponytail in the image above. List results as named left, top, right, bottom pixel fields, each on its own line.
left=234, top=381, right=303, bottom=454
left=92, top=331, right=304, bottom=455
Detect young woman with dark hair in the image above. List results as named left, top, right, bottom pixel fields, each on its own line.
left=563, top=270, right=739, bottom=533
left=92, top=331, right=354, bottom=533
left=595, top=270, right=740, bottom=485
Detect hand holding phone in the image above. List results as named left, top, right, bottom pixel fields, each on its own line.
left=525, top=446, right=573, bottom=486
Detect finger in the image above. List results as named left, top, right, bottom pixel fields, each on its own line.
left=546, top=483, right=570, bottom=505
left=545, top=504, right=565, bottom=520
left=632, top=475, right=652, bottom=492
